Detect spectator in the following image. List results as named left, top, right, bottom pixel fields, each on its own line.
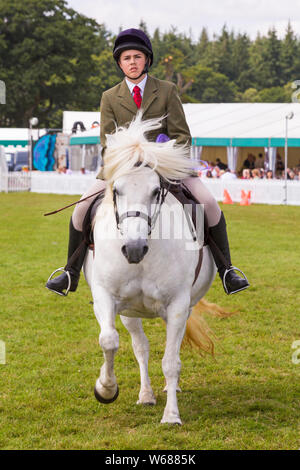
left=255, top=153, right=264, bottom=169
left=220, top=169, right=237, bottom=180
left=243, top=154, right=251, bottom=169
left=252, top=169, right=261, bottom=180
left=289, top=171, right=295, bottom=180
left=212, top=166, right=221, bottom=178
left=276, top=154, right=284, bottom=172
left=216, top=158, right=227, bottom=170
left=242, top=169, right=251, bottom=179
left=266, top=170, right=273, bottom=179
left=243, top=153, right=255, bottom=170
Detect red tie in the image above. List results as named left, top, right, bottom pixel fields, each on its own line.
left=133, top=86, right=142, bottom=109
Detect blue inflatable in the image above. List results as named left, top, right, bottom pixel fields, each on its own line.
left=33, top=134, right=57, bottom=171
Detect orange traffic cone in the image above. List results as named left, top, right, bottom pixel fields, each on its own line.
left=223, top=189, right=233, bottom=204
left=240, top=190, right=251, bottom=206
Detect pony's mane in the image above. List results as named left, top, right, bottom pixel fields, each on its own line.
left=103, top=112, right=195, bottom=183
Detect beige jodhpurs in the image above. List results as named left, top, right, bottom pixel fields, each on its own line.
left=72, top=177, right=221, bottom=232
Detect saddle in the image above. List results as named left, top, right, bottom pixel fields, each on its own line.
left=82, top=190, right=105, bottom=250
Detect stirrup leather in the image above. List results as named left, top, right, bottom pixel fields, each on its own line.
left=222, top=266, right=249, bottom=295
left=46, top=267, right=71, bottom=297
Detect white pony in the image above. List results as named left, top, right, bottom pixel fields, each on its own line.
left=83, top=114, right=220, bottom=425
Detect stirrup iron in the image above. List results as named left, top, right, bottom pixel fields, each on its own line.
left=223, top=266, right=249, bottom=295
left=46, top=267, right=71, bottom=296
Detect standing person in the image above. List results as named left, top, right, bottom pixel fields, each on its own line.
left=46, top=28, right=249, bottom=296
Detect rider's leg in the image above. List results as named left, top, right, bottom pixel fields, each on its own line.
left=183, top=176, right=249, bottom=294
left=46, top=180, right=106, bottom=295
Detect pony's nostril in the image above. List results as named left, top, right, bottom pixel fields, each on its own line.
left=143, top=245, right=148, bottom=256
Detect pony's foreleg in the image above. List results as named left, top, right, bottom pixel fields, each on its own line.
left=120, top=315, right=156, bottom=405
left=92, top=285, right=119, bottom=404
left=161, top=297, right=190, bottom=425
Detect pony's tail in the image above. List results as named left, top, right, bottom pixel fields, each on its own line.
left=183, top=298, right=234, bottom=356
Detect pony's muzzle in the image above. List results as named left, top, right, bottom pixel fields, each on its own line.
left=121, top=240, right=149, bottom=264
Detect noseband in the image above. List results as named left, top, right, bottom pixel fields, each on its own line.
left=113, top=175, right=170, bottom=236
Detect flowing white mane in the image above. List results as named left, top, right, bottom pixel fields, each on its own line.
left=103, top=112, right=195, bottom=183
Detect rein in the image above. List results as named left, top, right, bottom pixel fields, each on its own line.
left=43, top=189, right=106, bottom=216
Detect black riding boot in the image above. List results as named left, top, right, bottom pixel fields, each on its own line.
left=46, top=218, right=87, bottom=296
left=209, top=212, right=249, bottom=295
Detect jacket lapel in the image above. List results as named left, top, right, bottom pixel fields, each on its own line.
left=117, top=80, right=138, bottom=114
left=141, top=75, right=158, bottom=114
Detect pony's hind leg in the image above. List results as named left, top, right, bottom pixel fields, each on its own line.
left=120, top=315, right=156, bottom=405
left=93, top=286, right=119, bottom=404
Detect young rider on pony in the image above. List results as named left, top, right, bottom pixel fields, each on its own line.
left=46, top=28, right=249, bottom=297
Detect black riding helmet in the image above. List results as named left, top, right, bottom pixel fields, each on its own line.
left=113, top=28, right=153, bottom=78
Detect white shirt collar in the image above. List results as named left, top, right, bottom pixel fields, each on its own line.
left=125, top=74, right=148, bottom=97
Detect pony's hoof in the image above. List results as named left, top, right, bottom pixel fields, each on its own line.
left=137, top=391, right=156, bottom=405
left=160, top=415, right=182, bottom=425
left=94, top=385, right=119, bottom=404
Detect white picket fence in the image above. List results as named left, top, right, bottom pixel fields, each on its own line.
left=0, top=172, right=31, bottom=192
left=0, top=146, right=31, bottom=192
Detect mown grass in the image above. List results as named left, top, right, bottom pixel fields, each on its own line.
left=0, top=192, right=299, bottom=450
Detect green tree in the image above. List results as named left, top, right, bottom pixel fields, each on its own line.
left=281, top=21, right=299, bottom=84
left=257, top=86, right=291, bottom=102
left=231, top=33, right=252, bottom=90
left=248, top=33, right=268, bottom=90
left=261, top=27, right=282, bottom=87
left=0, top=0, right=109, bottom=127
left=89, top=49, right=121, bottom=101
left=186, top=65, right=237, bottom=102
left=240, top=88, right=260, bottom=102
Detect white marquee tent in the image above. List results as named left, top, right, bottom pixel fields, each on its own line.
left=65, top=103, right=300, bottom=170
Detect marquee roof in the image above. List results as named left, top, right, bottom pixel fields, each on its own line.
left=2, top=104, right=300, bottom=148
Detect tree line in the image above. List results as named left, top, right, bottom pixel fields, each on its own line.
left=0, top=0, right=299, bottom=128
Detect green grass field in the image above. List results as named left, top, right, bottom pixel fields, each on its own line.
left=0, top=192, right=300, bottom=450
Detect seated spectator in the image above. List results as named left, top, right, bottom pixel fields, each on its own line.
left=205, top=170, right=213, bottom=178
left=255, top=153, right=264, bottom=169
left=216, top=158, right=227, bottom=170
left=220, top=169, right=237, bottom=180
left=289, top=171, right=295, bottom=180
left=287, top=168, right=295, bottom=180
left=252, top=169, right=261, bottom=179
left=212, top=166, right=220, bottom=178
left=266, top=170, right=273, bottom=179
left=242, top=169, right=251, bottom=179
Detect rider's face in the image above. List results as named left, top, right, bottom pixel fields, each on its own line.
left=118, top=49, right=147, bottom=81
